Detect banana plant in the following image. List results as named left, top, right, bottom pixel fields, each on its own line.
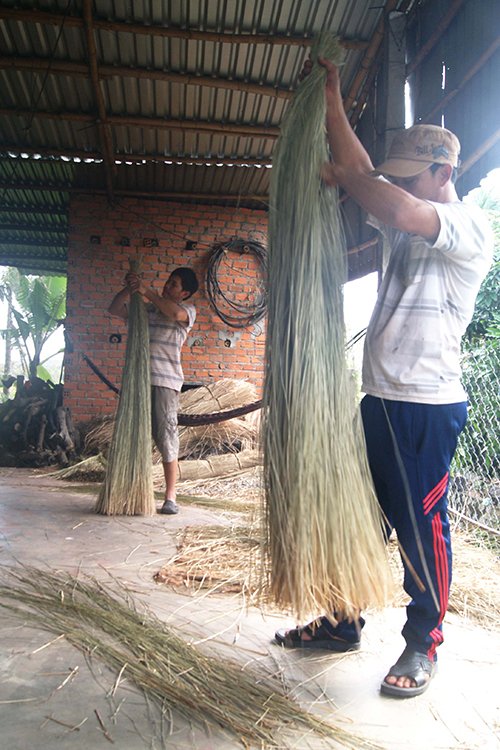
left=0, top=269, right=66, bottom=383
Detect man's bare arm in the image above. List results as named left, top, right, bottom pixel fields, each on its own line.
left=108, top=286, right=130, bottom=320
left=319, top=56, right=440, bottom=242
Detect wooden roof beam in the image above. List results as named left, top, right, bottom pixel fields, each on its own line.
left=349, top=47, right=382, bottom=128
left=0, top=107, right=280, bottom=139
left=342, top=0, right=401, bottom=115
left=0, top=55, right=294, bottom=100
left=406, top=0, right=466, bottom=76
left=459, top=127, right=500, bottom=178
left=0, top=181, right=72, bottom=193
left=347, top=0, right=464, bottom=130
left=0, top=7, right=369, bottom=50
left=0, top=180, right=268, bottom=203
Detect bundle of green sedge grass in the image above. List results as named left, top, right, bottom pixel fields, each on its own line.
left=0, top=566, right=381, bottom=749
left=95, top=259, right=155, bottom=515
left=263, top=32, right=392, bottom=621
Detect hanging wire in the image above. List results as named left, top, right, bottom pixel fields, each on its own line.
left=206, top=238, right=268, bottom=328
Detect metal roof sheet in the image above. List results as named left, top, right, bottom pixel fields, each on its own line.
left=0, top=0, right=498, bottom=274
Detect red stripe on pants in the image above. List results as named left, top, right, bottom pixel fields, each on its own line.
left=423, top=472, right=449, bottom=515
left=431, top=513, right=449, bottom=637
left=428, top=511, right=448, bottom=664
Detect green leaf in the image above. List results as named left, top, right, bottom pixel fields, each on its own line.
left=11, top=309, right=31, bottom=342
left=36, top=364, right=55, bottom=382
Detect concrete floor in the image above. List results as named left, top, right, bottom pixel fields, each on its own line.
left=0, top=468, right=499, bottom=750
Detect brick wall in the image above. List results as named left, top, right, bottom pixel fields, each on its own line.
left=64, top=196, right=268, bottom=425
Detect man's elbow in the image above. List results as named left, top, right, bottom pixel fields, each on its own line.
left=108, top=304, right=126, bottom=320
left=398, top=204, right=441, bottom=241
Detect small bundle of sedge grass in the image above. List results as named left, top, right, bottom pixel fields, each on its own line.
left=95, top=258, right=155, bottom=515
left=263, top=32, right=392, bottom=621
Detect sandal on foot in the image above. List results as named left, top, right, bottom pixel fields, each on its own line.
left=275, top=616, right=364, bottom=652
left=159, top=499, right=179, bottom=515
left=380, top=645, right=436, bottom=698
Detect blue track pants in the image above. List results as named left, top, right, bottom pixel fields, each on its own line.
left=360, top=395, right=467, bottom=659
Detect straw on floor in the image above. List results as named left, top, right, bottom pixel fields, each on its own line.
left=0, top=566, right=381, bottom=750
left=263, top=32, right=392, bottom=621
left=95, top=259, right=155, bottom=515
left=154, top=523, right=263, bottom=599
left=156, top=517, right=500, bottom=633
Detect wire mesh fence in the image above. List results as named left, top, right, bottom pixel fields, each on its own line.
left=449, top=344, right=499, bottom=538
left=347, top=335, right=500, bottom=540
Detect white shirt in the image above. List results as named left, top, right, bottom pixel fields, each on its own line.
left=148, top=303, right=196, bottom=391
left=362, top=200, right=493, bottom=404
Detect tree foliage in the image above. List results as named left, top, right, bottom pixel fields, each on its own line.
left=0, top=269, right=66, bottom=383
left=453, top=170, right=500, bottom=482
left=464, top=171, right=500, bottom=344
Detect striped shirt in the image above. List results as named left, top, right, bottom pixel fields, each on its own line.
left=148, top=303, right=196, bottom=391
left=362, top=200, right=493, bottom=404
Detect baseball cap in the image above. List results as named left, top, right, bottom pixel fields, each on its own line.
left=374, top=124, right=461, bottom=178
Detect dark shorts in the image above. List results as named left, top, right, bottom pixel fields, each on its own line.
left=151, top=386, right=180, bottom=462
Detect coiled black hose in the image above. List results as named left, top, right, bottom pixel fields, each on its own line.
left=206, top=238, right=267, bottom=328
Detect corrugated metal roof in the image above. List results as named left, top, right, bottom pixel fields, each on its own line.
left=0, top=0, right=498, bottom=274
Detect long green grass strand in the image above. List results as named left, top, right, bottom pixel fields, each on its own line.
left=263, top=32, right=392, bottom=621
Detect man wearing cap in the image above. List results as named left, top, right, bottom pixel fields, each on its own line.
left=274, top=57, right=493, bottom=698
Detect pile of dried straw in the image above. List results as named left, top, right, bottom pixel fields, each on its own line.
left=84, top=378, right=260, bottom=461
